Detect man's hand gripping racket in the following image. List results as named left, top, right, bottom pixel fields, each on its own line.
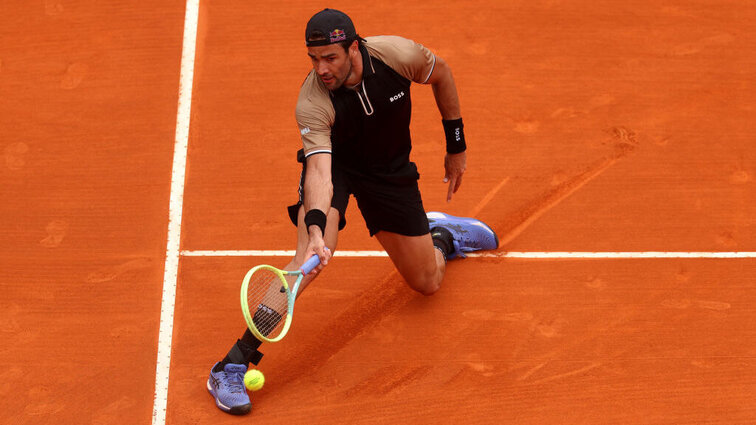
left=240, top=254, right=322, bottom=343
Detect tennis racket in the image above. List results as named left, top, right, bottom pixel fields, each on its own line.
left=240, top=254, right=322, bottom=343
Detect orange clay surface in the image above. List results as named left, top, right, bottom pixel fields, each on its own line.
left=2, top=1, right=755, bottom=424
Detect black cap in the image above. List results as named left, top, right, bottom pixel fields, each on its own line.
left=305, top=9, right=362, bottom=46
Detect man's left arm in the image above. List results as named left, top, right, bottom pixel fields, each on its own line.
left=426, top=56, right=466, bottom=202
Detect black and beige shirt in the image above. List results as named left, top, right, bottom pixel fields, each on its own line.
left=295, top=35, right=436, bottom=180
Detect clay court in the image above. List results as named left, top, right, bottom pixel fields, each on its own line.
left=2, top=1, right=755, bottom=424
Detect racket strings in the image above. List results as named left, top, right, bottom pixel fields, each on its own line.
left=246, top=269, right=288, bottom=338
left=253, top=304, right=284, bottom=337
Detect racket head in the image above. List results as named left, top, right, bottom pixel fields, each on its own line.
left=240, top=265, right=293, bottom=342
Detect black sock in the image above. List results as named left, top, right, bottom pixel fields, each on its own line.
left=240, top=328, right=260, bottom=346
left=214, top=330, right=263, bottom=372
left=431, top=226, right=454, bottom=261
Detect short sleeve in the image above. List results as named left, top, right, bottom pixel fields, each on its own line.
left=364, top=36, right=437, bottom=84
left=295, top=71, right=335, bottom=156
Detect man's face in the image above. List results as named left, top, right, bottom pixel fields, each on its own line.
left=307, top=42, right=354, bottom=91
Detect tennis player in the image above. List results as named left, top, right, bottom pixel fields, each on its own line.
left=207, top=9, right=499, bottom=414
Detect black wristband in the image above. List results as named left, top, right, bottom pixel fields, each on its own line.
left=442, top=118, right=466, bottom=154
left=304, top=209, right=327, bottom=236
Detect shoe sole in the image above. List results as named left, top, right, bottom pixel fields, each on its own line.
left=427, top=212, right=499, bottom=249
left=207, top=379, right=252, bottom=415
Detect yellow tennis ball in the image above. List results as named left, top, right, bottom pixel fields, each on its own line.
left=244, top=369, right=265, bottom=391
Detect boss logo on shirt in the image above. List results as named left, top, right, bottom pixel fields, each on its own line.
left=389, top=91, right=405, bottom=102
left=301, top=127, right=311, bottom=135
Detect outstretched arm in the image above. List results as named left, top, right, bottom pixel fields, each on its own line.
left=302, top=153, right=333, bottom=268
left=427, top=56, right=467, bottom=202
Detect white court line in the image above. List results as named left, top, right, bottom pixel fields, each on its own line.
left=181, top=250, right=756, bottom=259
left=152, top=1, right=199, bottom=424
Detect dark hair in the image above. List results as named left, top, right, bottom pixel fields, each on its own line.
left=307, top=30, right=359, bottom=52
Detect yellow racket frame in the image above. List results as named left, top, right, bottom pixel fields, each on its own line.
left=240, top=265, right=299, bottom=343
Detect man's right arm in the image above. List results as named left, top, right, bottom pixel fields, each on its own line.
left=296, top=73, right=336, bottom=267
left=302, top=152, right=333, bottom=265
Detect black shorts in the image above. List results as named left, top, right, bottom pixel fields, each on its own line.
left=287, top=149, right=430, bottom=237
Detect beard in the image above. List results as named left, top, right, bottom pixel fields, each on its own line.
left=325, top=58, right=353, bottom=91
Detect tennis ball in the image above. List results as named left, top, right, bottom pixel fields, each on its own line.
left=244, top=369, right=265, bottom=391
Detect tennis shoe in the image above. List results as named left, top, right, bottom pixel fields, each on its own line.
left=427, top=211, right=499, bottom=259
left=207, top=362, right=252, bottom=415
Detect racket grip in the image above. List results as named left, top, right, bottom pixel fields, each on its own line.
left=300, top=252, right=323, bottom=274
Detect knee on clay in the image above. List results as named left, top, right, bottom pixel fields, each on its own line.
left=406, top=269, right=442, bottom=296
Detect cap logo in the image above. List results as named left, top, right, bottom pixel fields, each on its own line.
left=329, top=29, right=346, bottom=42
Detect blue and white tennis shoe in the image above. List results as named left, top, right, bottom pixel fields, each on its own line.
left=207, top=362, right=252, bottom=415
left=427, top=212, right=499, bottom=259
